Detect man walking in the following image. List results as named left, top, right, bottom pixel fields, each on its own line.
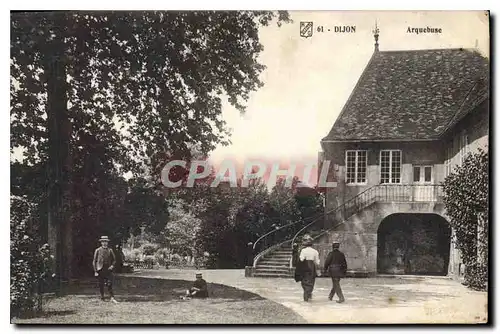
left=298, top=235, right=320, bottom=302
left=93, top=236, right=118, bottom=303
left=323, top=242, right=347, bottom=303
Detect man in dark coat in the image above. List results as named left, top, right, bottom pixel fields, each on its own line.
left=323, top=242, right=347, bottom=303
left=93, top=236, right=118, bottom=303
left=114, top=245, right=125, bottom=273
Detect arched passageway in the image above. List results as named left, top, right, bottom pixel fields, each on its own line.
left=377, top=213, right=451, bottom=276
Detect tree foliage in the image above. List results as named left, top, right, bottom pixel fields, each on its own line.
left=160, top=199, right=201, bottom=257
left=167, top=172, right=323, bottom=269
left=442, top=149, right=488, bottom=290
left=11, top=10, right=291, bottom=175
left=10, top=11, right=291, bottom=277
left=10, top=197, right=54, bottom=319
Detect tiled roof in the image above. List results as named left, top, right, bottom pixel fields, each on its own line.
left=323, top=48, right=489, bottom=141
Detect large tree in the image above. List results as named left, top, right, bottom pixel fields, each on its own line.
left=10, top=11, right=290, bottom=279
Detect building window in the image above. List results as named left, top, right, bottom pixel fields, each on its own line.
left=413, top=166, right=421, bottom=182
left=424, top=166, right=432, bottom=182
left=413, top=165, right=433, bottom=183
left=380, top=150, right=401, bottom=184
left=345, top=150, right=367, bottom=184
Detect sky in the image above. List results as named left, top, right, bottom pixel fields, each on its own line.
left=9, top=11, right=490, bottom=187
left=208, top=11, right=490, bottom=184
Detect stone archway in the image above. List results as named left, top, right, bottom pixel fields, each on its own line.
left=377, top=213, right=451, bottom=276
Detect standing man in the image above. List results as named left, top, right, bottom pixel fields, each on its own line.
left=323, top=242, right=347, bottom=303
left=93, top=236, right=118, bottom=303
left=298, top=235, right=321, bottom=302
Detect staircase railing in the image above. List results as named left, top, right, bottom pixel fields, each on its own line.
left=251, top=212, right=325, bottom=266
left=290, top=184, right=443, bottom=268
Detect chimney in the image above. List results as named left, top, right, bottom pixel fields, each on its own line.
left=373, top=21, right=380, bottom=52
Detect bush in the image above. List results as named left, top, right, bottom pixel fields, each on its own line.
left=442, top=149, right=488, bottom=291
left=194, top=253, right=210, bottom=269
left=154, top=248, right=170, bottom=266
left=123, top=248, right=141, bottom=262
left=465, top=263, right=488, bottom=290
left=10, top=196, right=54, bottom=319
left=169, top=253, right=185, bottom=267
left=143, top=255, right=156, bottom=266
left=140, top=243, right=160, bottom=256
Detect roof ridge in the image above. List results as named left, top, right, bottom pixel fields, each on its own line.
left=321, top=52, right=377, bottom=142
left=440, top=81, right=480, bottom=136
left=378, top=47, right=476, bottom=53
left=438, top=82, right=489, bottom=138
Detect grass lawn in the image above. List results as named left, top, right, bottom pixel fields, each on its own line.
left=13, top=276, right=306, bottom=324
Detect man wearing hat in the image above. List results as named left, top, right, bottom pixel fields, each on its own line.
left=183, top=272, right=208, bottom=299
left=93, top=236, right=118, bottom=303
left=323, top=242, right=347, bottom=303
left=297, top=235, right=321, bottom=302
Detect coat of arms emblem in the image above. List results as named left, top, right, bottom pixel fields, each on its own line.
left=300, top=21, right=313, bottom=38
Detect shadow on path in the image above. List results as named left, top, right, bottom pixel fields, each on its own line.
left=66, top=276, right=267, bottom=303
left=15, top=275, right=306, bottom=324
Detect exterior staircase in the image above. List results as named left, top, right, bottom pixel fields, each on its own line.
left=253, top=243, right=293, bottom=278
left=247, top=184, right=444, bottom=278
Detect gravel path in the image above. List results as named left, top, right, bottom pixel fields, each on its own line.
left=121, top=269, right=488, bottom=324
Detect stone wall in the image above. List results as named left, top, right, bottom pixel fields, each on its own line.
left=442, top=99, right=489, bottom=171
left=314, top=202, right=450, bottom=275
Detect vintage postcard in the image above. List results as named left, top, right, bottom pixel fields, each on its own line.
left=10, top=10, right=489, bottom=324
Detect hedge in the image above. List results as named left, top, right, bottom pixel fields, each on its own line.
left=442, top=149, right=488, bottom=291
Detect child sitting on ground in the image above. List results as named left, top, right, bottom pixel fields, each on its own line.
left=182, top=273, right=208, bottom=299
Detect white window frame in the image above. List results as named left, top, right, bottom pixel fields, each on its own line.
left=345, top=150, right=367, bottom=185
left=444, top=149, right=450, bottom=177
left=459, top=131, right=469, bottom=165
left=444, top=144, right=453, bottom=177
left=379, top=150, right=402, bottom=184
left=413, top=165, right=434, bottom=184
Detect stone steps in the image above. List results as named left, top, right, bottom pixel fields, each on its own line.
left=261, top=260, right=290, bottom=264
left=256, top=265, right=289, bottom=269
left=268, top=256, right=291, bottom=260
left=253, top=272, right=291, bottom=278
left=259, top=258, right=290, bottom=263
left=266, top=250, right=292, bottom=254
left=259, top=262, right=290, bottom=267
left=255, top=267, right=290, bottom=273
left=252, top=244, right=294, bottom=278
left=270, top=254, right=292, bottom=258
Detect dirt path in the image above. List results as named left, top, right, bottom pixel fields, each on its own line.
left=122, top=269, right=488, bottom=324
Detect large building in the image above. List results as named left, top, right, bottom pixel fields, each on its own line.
left=248, top=32, right=489, bottom=279
left=317, top=37, right=489, bottom=277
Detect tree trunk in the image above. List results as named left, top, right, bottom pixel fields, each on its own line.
left=44, top=26, right=72, bottom=292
